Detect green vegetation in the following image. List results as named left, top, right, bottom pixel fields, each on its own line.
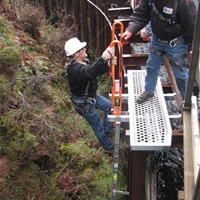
left=0, top=1, right=128, bottom=199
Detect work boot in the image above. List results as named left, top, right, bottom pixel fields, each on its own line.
left=105, top=127, right=124, bottom=137
left=136, top=91, right=154, bottom=104
left=103, top=147, right=114, bottom=154
left=103, top=146, right=126, bottom=154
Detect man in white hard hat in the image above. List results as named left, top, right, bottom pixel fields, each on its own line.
left=65, top=37, right=118, bottom=153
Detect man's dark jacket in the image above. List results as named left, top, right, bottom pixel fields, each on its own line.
left=66, top=57, right=109, bottom=98
left=126, top=0, right=197, bottom=43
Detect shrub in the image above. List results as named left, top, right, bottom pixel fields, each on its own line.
left=16, top=2, right=46, bottom=39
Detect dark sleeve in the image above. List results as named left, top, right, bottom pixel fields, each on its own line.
left=78, top=57, right=109, bottom=80
left=178, top=0, right=197, bottom=43
left=126, top=0, right=151, bottom=35
left=87, top=57, right=109, bottom=77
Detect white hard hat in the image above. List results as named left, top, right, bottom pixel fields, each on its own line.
left=64, top=37, right=87, bottom=56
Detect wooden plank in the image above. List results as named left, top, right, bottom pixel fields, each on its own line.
left=178, top=191, right=185, bottom=200
left=56, top=0, right=64, bottom=14
left=172, top=130, right=183, bottom=148
left=183, top=96, right=200, bottom=200
left=65, top=0, right=72, bottom=13
left=164, top=57, right=183, bottom=109
left=43, top=0, right=51, bottom=16
left=73, top=0, right=80, bottom=36
left=129, top=151, right=146, bottom=200
left=50, top=0, right=56, bottom=11
left=195, top=51, right=200, bottom=87
left=191, top=96, right=200, bottom=183
left=80, top=0, right=88, bottom=42
left=183, top=109, right=195, bottom=200
left=88, top=0, right=98, bottom=52
left=123, top=53, right=148, bottom=67
left=102, top=3, right=112, bottom=50
left=193, top=169, right=200, bottom=200
left=145, top=156, right=157, bottom=200
left=96, top=0, right=106, bottom=54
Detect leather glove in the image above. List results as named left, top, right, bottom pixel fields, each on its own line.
left=140, top=28, right=151, bottom=38
left=120, top=31, right=133, bottom=44
left=102, top=46, right=115, bottom=61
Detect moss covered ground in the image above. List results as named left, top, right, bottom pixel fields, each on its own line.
left=0, top=1, right=128, bottom=199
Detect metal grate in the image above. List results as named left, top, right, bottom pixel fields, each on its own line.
left=127, top=70, right=172, bottom=151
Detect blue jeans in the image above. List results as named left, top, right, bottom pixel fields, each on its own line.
left=70, top=93, right=114, bottom=150
left=146, top=21, right=152, bottom=32
left=145, top=34, right=188, bottom=99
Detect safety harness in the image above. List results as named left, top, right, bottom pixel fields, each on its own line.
left=149, top=0, right=179, bottom=24
left=66, top=59, right=96, bottom=105
left=70, top=82, right=96, bottom=105
left=149, top=0, right=185, bottom=45
left=70, top=81, right=96, bottom=113
left=157, top=35, right=185, bottom=46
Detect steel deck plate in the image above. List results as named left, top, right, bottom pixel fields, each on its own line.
left=127, top=70, right=172, bottom=151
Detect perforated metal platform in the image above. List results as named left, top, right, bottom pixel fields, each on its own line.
left=127, top=70, right=172, bottom=151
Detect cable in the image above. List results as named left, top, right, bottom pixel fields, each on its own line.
left=86, top=0, right=130, bottom=48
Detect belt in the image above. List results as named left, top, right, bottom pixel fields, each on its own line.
left=71, top=97, right=96, bottom=104
left=157, top=36, right=185, bottom=47
left=73, top=104, right=95, bottom=113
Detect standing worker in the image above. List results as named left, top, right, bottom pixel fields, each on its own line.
left=64, top=37, right=116, bottom=153
left=120, top=0, right=197, bottom=103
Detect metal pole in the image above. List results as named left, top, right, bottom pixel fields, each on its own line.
left=111, top=122, right=121, bottom=199
left=184, top=3, right=200, bottom=109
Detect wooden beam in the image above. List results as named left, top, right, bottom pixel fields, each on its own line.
left=88, top=0, right=97, bottom=51
left=163, top=56, right=183, bottom=109
left=80, top=0, right=88, bottom=41
left=183, top=109, right=195, bottom=199
left=178, top=191, right=185, bottom=200
left=129, top=151, right=146, bottom=200
left=191, top=96, right=200, bottom=183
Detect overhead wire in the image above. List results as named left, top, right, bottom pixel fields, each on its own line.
left=86, top=0, right=131, bottom=48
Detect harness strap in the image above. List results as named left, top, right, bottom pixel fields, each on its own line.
left=70, top=98, right=87, bottom=104
left=149, top=45, right=164, bottom=56
left=151, top=0, right=178, bottom=24
left=73, top=103, right=96, bottom=113
left=84, top=81, right=90, bottom=96
left=70, top=97, right=96, bottom=104
left=157, top=35, right=185, bottom=47
left=171, top=0, right=178, bottom=24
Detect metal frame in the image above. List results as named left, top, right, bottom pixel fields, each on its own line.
left=127, top=70, right=172, bottom=151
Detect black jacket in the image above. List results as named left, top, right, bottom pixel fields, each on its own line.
left=66, top=57, right=109, bottom=98
left=126, top=0, right=197, bottom=43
